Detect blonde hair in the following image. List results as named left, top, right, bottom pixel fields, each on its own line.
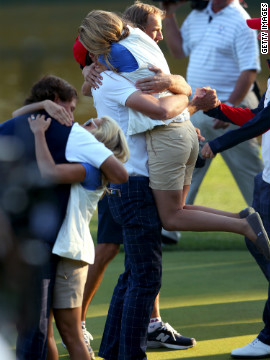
left=79, top=10, right=130, bottom=71
left=91, top=116, right=129, bottom=186
left=91, top=116, right=129, bottom=164
left=123, top=1, right=165, bottom=31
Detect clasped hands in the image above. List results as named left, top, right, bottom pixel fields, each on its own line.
left=191, top=87, right=220, bottom=159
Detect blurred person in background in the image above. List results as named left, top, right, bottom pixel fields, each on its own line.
left=200, top=10, right=270, bottom=359
left=161, top=0, right=263, bottom=212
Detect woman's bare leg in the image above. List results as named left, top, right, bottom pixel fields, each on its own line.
left=46, top=310, right=58, bottom=360
left=152, top=189, right=257, bottom=242
left=53, top=307, right=91, bottom=360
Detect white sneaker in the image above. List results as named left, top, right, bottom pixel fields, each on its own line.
left=231, top=338, right=270, bottom=358
left=61, top=325, right=95, bottom=359
left=82, top=325, right=95, bottom=359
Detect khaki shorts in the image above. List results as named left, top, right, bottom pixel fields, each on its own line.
left=146, top=120, right=199, bottom=190
left=52, top=257, right=89, bottom=309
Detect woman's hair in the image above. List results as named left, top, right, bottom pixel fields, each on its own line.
left=91, top=116, right=129, bottom=164
left=123, top=1, right=165, bottom=32
left=91, top=115, right=129, bottom=186
left=78, top=10, right=130, bottom=71
left=24, top=75, right=78, bottom=105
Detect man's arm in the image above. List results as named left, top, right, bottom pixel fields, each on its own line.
left=126, top=90, right=189, bottom=120
left=201, top=103, right=270, bottom=157
left=226, top=70, right=257, bottom=106
left=213, top=69, right=258, bottom=129
left=135, top=66, right=191, bottom=95
left=162, top=2, right=186, bottom=60
left=12, top=100, right=73, bottom=126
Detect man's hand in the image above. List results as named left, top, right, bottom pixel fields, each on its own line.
left=135, top=66, right=171, bottom=94
left=194, top=127, right=205, bottom=142
left=189, top=87, right=220, bottom=114
left=82, top=63, right=103, bottom=90
left=43, top=100, right=73, bottom=126
left=201, top=142, right=215, bottom=159
left=212, top=119, right=230, bottom=130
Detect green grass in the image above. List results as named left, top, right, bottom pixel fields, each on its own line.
left=54, top=250, right=267, bottom=359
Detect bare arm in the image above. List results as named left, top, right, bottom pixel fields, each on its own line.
left=13, top=100, right=73, bottom=126
left=135, top=66, right=191, bottom=96
left=227, top=69, right=257, bottom=106
left=125, top=90, right=189, bottom=120
left=100, top=156, right=128, bottom=184
left=213, top=69, right=257, bottom=129
left=162, top=1, right=186, bottom=60
left=28, top=114, right=86, bottom=183
left=28, top=115, right=128, bottom=184
left=81, top=81, right=92, bottom=97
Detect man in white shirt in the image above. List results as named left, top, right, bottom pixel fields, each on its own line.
left=161, top=0, right=263, bottom=207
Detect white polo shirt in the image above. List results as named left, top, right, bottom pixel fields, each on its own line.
left=181, top=0, right=261, bottom=100
left=92, top=71, right=149, bottom=177
left=65, top=122, right=113, bottom=167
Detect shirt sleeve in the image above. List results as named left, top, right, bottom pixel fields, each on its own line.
left=80, top=163, right=102, bottom=190
left=233, top=23, right=261, bottom=72
left=99, top=71, right=139, bottom=106
left=66, top=123, right=113, bottom=168
left=99, top=43, right=138, bottom=72
left=209, top=102, right=270, bottom=154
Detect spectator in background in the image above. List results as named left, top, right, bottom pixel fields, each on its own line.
left=161, top=0, right=263, bottom=210
left=200, top=10, right=270, bottom=359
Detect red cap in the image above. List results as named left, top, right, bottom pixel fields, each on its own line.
left=73, top=36, right=88, bottom=68
left=246, top=9, right=269, bottom=30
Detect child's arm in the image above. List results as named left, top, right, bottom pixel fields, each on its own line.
left=13, top=100, right=73, bottom=126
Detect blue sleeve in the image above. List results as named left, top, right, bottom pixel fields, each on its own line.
left=99, top=43, right=138, bottom=72
left=80, top=163, right=102, bottom=190
left=209, top=101, right=270, bottom=155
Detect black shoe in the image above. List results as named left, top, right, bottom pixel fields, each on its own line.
left=161, top=229, right=181, bottom=245
left=239, top=207, right=255, bottom=218
left=147, top=322, right=196, bottom=350
left=247, top=212, right=270, bottom=261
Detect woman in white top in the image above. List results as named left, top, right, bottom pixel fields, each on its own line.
left=76, top=10, right=270, bottom=260
left=28, top=113, right=129, bottom=360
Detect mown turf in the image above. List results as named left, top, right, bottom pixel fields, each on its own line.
left=55, top=250, right=267, bottom=359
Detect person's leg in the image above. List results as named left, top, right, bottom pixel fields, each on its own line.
left=99, top=178, right=162, bottom=360
left=53, top=258, right=92, bottom=358
left=152, top=188, right=261, bottom=242
left=185, top=110, right=215, bottom=205
left=231, top=173, right=270, bottom=358
left=81, top=243, right=120, bottom=321
left=46, top=310, right=58, bottom=360
left=54, top=307, right=91, bottom=360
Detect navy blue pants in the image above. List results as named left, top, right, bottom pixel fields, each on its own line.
left=245, top=172, right=270, bottom=344
left=97, top=195, right=123, bottom=245
left=98, top=177, right=162, bottom=360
